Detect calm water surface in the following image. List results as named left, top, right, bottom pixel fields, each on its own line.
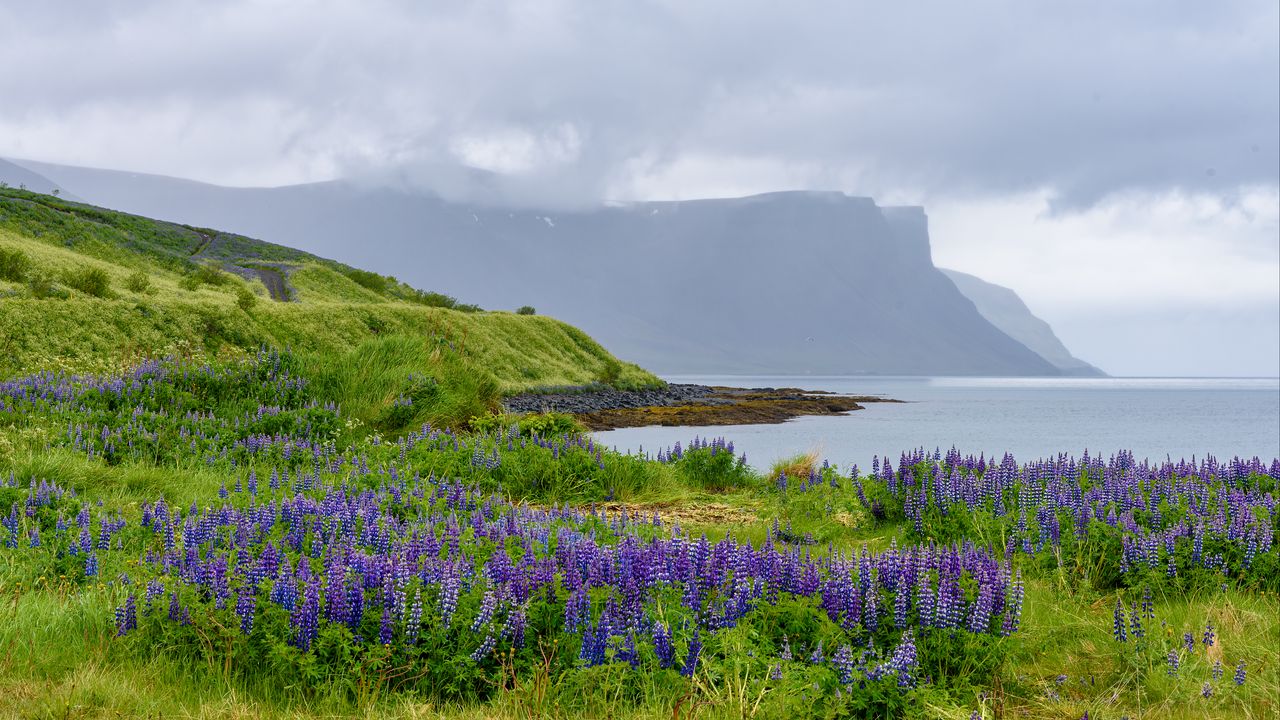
left=593, top=376, right=1280, bottom=470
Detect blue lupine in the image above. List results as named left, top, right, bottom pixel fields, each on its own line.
left=680, top=629, right=702, bottom=677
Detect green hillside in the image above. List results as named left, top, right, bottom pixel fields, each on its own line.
left=0, top=187, right=658, bottom=428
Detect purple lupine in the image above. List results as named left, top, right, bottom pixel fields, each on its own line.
left=680, top=629, right=702, bottom=677
left=652, top=622, right=675, bottom=669
left=405, top=590, right=423, bottom=645
left=1202, top=622, right=1215, bottom=648
left=470, top=631, right=496, bottom=662
left=1166, top=650, right=1180, bottom=676
left=236, top=586, right=256, bottom=634
left=1183, top=631, right=1195, bottom=652
left=292, top=580, right=320, bottom=651
left=471, top=587, right=497, bottom=632
left=808, top=640, right=825, bottom=665
left=1113, top=599, right=1127, bottom=643
left=832, top=644, right=854, bottom=685
left=1234, top=661, right=1246, bottom=686
left=885, top=630, right=918, bottom=688
left=114, top=594, right=137, bottom=636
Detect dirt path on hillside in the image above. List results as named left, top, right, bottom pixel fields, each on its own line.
left=191, top=232, right=292, bottom=301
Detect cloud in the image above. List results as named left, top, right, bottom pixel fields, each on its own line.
left=0, top=0, right=1274, bottom=204
left=1, top=0, right=1276, bottom=374
left=930, top=187, right=1280, bottom=376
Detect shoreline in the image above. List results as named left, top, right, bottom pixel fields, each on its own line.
left=502, top=383, right=901, bottom=430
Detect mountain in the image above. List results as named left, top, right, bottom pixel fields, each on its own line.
left=941, top=269, right=1105, bottom=376
left=0, top=159, right=79, bottom=199
left=8, top=158, right=1064, bottom=376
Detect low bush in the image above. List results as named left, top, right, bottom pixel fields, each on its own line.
left=124, top=270, right=152, bottom=294
left=342, top=267, right=389, bottom=293
left=0, top=247, right=31, bottom=281
left=62, top=266, right=113, bottom=298
left=235, top=286, right=258, bottom=312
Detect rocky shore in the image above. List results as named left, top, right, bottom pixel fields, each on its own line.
left=503, top=383, right=899, bottom=430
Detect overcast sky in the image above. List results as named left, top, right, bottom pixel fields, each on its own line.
left=2, top=0, right=1277, bottom=375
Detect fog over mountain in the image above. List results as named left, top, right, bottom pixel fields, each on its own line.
left=940, top=270, right=1104, bottom=376
left=3, top=159, right=1075, bottom=376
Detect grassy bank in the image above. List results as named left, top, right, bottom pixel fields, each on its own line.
left=0, top=188, right=658, bottom=431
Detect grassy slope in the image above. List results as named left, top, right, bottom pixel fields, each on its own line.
left=0, top=188, right=657, bottom=427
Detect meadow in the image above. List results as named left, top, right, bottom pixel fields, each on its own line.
left=0, top=349, right=1274, bottom=719
left=0, top=188, right=1275, bottom=719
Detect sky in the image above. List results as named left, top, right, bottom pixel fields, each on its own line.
left=1, top=0, right=1277, bottom=376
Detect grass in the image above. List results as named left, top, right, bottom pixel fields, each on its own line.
left=0, top=187, right=1276, bottom=719
left=0, top=188, right=659, bottom=423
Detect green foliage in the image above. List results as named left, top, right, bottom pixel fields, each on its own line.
left=62, top=265, right=113, bottom=298
left=0, top=246, right=31, bottom=281
left=673, top=445, right=756, bottom=492
left=405, top=289, right=483, bottom=313
left=192, top=262, right=231, bottom=287
left=597, top=358, right=622, bottom=387
left=516, top=305, right=536, bottom=315
left=124, top=269, right=153, bottom=294
left=236, top=285, right=258, bottom=312
left=25, top=271, right=61, bottom=299
left=342, top=267, right=389, bottom=293
left=471, top=412, right=584, bottom=438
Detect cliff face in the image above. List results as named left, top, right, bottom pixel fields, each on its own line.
left=9, top=159, right=1065, bottom=376
left=941, top=269, right=1106, bottom=376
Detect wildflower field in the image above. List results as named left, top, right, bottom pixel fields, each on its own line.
left=0, top=350, right=1275, bottom=719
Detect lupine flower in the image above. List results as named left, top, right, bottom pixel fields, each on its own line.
left=1202, top=622, right=1215, bottom=647
left=114, top=594, right=137, bottom=636
left=653, top=622, right=675, bottom=669
left=832, top=644, right=854, bottom=684
left=1166, top=650, right=1180, bottom=676
left=680, top=629, right=703, bottom=678
left=1234, top=661, right=1246, bottom=686
left=1201, top=682, right=1213, bottom=698
left=1113, top=599, right=1127, bottom=643
left=808, top=640, right=824, bottom=665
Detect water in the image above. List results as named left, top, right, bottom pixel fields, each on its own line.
left=593, top=376, right=1280, bottom=471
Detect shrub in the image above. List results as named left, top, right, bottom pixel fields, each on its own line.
left=63, top=266, right=113, bottom=298
left=124, top=270, right=152, bottom=294
left=406, top=289, right=483, bottom=313
left=596, top=358, right=622, bottom=386
left=27, top=272, right=61, bottom=299
left=179, top=274, right=202, bottom=291
left=471, top=411, right=582, bottom=437
left=342, top=268, right=389, bottom=293
left=0, top=247, right=31, bottom=281
left=235, top=286, right=257, bottom=312
left=194, top=263, right=231, bottom=286
left=516, top=305, right=537, bottom=315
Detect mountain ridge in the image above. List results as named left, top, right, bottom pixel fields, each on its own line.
left=3, top=158, right=1082, bottom=377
